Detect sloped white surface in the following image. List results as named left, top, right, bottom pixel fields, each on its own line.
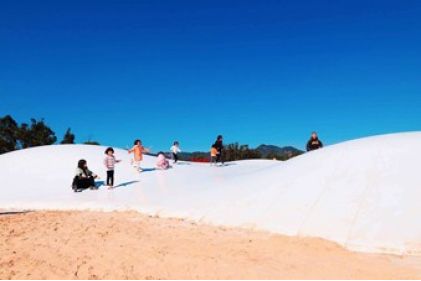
left=1, top=132, right=421, bottom=255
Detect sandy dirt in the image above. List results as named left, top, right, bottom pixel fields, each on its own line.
left=0, top=211, right=420, bottom=280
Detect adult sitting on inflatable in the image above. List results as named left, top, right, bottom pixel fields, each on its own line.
left=72, top=159, right=99, bottom=192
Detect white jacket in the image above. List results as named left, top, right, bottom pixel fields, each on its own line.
left=170, top=145, right=181, bottom=154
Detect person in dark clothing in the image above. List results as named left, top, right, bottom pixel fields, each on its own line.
left=214, top=135, right=224, bottom=164
left=72, top=159, right=99, bottom=192
left=306, top=132, right=324, bottom=152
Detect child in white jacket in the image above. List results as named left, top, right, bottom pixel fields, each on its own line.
left=170, top=141, right=181, bottom=164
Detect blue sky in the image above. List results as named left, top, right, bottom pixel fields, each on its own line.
left=1, top=0, right=420, bottom=151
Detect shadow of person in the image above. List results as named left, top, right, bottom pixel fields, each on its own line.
left=141, top=168, right=156, bottom=172
left=113, top=180, right=140, bottom=188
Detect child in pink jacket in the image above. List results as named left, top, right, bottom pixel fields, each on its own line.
left=156, top=152, right=170, bottom=170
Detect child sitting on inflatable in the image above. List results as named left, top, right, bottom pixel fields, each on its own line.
left=156, top=152, right=170, bottom=170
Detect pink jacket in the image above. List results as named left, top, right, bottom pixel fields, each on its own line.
left=156, top=154, right=169, bottom=169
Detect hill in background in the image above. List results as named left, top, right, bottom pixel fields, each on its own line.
left=175, top=144, right=304, bottom=162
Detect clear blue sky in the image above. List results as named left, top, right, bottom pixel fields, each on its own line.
left=1, top=0, right=420, bottom=151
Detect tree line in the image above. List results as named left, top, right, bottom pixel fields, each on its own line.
left=0, top=114, right=302, bottom=161
left=181, top=143, right=302, bottom=162
left=0, top=115, right=99, bottom=154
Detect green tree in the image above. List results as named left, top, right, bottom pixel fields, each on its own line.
left=17, top=118, right=57, bottom=148
left=60, top=128, right=75, bottom=144
left=224, top=142, right=262, bottom=162
left=0, top=115, right=19, bottom=154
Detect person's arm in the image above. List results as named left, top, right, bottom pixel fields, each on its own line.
left=128, top=146, right=134, bottom=154
left=86, top=168, right=97, bottom=178
left=306, top=140, right=311, bottom=152
left=75, top=168, right=83, bottom=178
left=319, top=140, right=324, bottom=148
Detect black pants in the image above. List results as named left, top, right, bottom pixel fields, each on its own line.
left=173, top=153, right=179, bottom=163
left=216, top=151, right=224, bottom=164
left=107, top=170, right=114, bottom=186
left=73, top=176, right=95, bottom=191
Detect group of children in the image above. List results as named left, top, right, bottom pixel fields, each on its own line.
left=72, top=139, right=183, bottom=192
left=72, top=133, right=321, bottom=192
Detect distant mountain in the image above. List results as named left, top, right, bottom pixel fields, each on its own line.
left=256, top=144, right=303, bottom=158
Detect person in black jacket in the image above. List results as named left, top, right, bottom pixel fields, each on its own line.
left=214, top=135, right=224, bottom=165
left=72, top=159, right=99, bottom=192
left=306, top=132, right=323, bottom=152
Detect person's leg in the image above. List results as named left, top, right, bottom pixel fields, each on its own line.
left=106, top=171, right=112, bottom=186
left=77, top=178, right=91, bottom=190
left=133, top=160, right=142, bottom=172
left=72, top=176, right=79, bottom=191
left=74, top=178, right=83, bottom=191
left=110, top=170, right=114, bottom=186
left=133, top=160, right=139, bottom=170
left=88, top=176, right=96, bottom=189
left=174, top=153, right=178, bottom=163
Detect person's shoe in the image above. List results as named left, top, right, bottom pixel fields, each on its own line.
left=107, top=185, right=114, bottom=190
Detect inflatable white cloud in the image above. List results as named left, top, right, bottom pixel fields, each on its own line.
left=1, top=132, right=420, bottom=255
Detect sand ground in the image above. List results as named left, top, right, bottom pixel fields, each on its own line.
left=0, top=211, right=420, bottom=280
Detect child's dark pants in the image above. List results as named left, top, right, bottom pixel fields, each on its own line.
left=107, top=170, right=114, bottom=186
left=216, top=151, right=224, bottom=164
left=173, top=153, right=179, bottom=163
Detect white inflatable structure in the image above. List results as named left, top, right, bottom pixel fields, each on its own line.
left=1, top=132, right=421, bottom=255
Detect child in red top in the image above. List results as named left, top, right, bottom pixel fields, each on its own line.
left=210, top=145, right=218, bottom=166
left=128, top=139, right=150, bottom=172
